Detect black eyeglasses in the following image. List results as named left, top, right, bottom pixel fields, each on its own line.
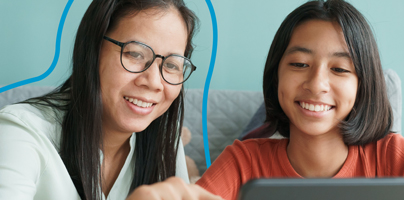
left=103, top=36, right=196, bottom=85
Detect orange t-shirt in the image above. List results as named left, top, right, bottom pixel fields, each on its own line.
left=196, top=133, right=404, bottom=200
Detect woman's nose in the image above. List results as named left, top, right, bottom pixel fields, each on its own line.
left=134, top=59, right=164, bottom=91
left=302, top=66, right=330, bottom=95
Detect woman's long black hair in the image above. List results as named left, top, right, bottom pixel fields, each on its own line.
left=263, top=0, right=392, bottom=145
left=24, top=0, right=198, bottom=199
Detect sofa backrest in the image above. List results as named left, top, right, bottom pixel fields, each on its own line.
left=183, top=89, right=263, bottom=174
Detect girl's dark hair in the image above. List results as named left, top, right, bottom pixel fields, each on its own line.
left=24, top=0, right=198, bottom=199
left=263, top=0, right=392, bottom=145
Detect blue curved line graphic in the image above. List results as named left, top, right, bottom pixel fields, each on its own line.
left=0, top=0, right=74, bottom=93
left=202, top=0, right=218, bottom=168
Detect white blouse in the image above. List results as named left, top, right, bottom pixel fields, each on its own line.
left=0, top=103, right=189, bottom=200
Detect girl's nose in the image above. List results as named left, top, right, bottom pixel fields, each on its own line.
left=302, top=65, right=330, bottom=95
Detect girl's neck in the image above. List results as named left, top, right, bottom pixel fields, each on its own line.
left=286, top=126, right=348, bottom=178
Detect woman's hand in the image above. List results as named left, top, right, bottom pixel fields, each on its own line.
left=126, top=177, right=223, bottom=200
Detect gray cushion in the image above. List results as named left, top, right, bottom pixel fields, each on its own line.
left=384, top=69, right=402, bottom=133
left=182, top=89, right=263, bottom=174
left=0, top=85, right=54, bottom=109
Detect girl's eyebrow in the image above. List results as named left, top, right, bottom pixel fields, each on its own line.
left=332, top=52, right=351, bottom=59
left=284, top=46, right=312, bottom=55
left=285, top=46, right=351, bottom=60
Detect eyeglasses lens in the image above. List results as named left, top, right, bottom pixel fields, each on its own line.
left=121, top=41, right=193, bottom=84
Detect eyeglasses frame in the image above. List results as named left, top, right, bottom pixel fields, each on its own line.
left=103, top=36, right=196, bottom=85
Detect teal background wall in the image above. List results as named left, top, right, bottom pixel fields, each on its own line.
left=0, top=0, right=403, bottom=90
left=0, top=0, right=403, bottom=125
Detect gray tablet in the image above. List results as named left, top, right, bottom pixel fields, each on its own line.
left=238, top=178, right=404, bottom=200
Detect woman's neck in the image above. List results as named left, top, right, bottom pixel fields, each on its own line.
left=102, top=130, right=132, bottom=158
left=101, top=129, right=132, bottom=197
left=286, top=126, right=348, bottom=178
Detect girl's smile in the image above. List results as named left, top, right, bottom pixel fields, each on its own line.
left=296, top=101, right=334, bottom=118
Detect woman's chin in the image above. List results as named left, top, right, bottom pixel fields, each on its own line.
left=126, top=124, right=151, bottom=133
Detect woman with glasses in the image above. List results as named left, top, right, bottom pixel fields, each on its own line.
left=0, top=0, right=220, bottom=200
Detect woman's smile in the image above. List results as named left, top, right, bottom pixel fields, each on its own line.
left=124, top=96, right=156, bottom=115
left=124, top=96, right=155, bottom=108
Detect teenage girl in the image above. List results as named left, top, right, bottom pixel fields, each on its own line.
left=196, top=0, right=404, bottom=199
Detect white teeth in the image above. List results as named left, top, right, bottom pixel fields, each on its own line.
left=300, top=102, right=331, bottom=112
left=136, top=100, right=143, bottom=107
left=124, top=96, right=154, bottom=108
left=309, top=104, right=315, bottom=111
